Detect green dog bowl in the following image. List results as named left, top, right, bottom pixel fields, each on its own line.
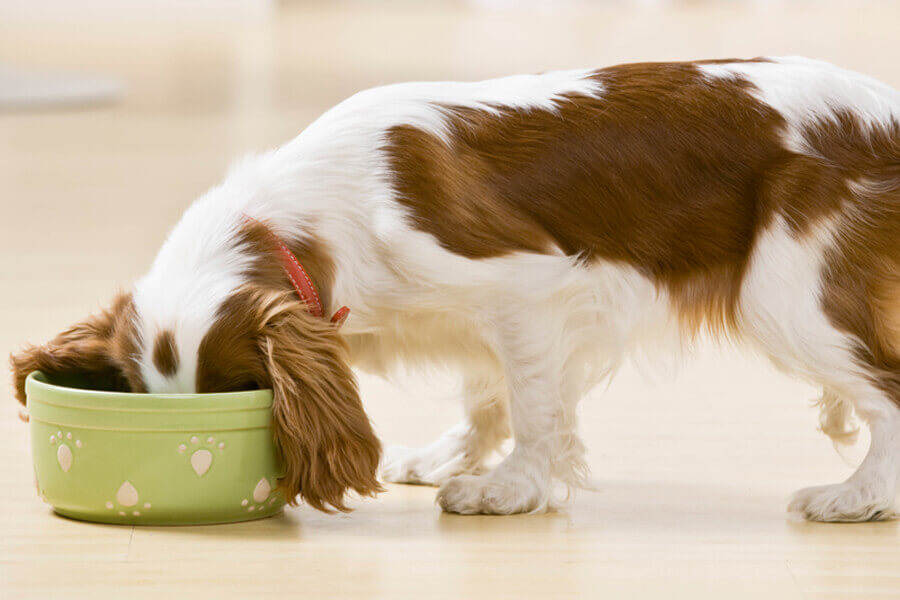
left=26, top=371, right=286, bottom=525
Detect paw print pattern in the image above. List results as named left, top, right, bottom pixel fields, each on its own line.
left=49, top=430, right=82, bottom=472
left=177, top=435, right=226, bottom=477
left=105, top=481, right=152, bottom=517
left=241, top=477, right=279, bottom=512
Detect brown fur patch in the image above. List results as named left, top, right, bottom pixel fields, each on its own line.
left=196, top=289, right=266, bottom=394
left=817, top=114, right=900, bottom=403
left=384, top=60, right=853, bottom=335
left=872, top=276, right=900, bottom=361
left=151, top=330, right=179, bottom=377
left=9, top=292, right=145, bottom=402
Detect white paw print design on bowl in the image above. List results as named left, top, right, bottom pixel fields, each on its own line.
left=177, top=435, right=226, bottom=476
left=49, top=430, right=82, bottom=473
left=105, top=481, right=153, bottom=517
left=241, top=477, right=279, bottom=512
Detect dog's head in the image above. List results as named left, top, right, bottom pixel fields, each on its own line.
left=10, top=217, right=382, bottom=512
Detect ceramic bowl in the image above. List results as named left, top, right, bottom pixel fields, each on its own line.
left=26, top=371, right=285, bottom=525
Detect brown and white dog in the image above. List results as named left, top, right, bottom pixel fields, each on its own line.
left=11, top=57, right=900, bottom=520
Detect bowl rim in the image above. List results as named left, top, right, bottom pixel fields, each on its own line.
left=26, top=371, right=274, bottom=411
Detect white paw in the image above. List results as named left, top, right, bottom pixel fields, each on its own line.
left=381, top=443, right=477, bottom=487
left=788, top=482, right=898, bottom=522
left=436, top=470, right=547, bottom=515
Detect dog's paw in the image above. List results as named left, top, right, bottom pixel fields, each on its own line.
left=436, top=470, right=547, bottom=515
left=788, top=482, right=898, bottom=522
left=381, top=443, right=477, bottom=487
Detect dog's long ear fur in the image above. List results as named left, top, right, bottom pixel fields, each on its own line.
left=259, top=293, right=383, bottom=512
left=9, top=293, right=138, bottom=404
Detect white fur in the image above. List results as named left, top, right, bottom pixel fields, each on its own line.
left=133, top=201, right=256, bottom=394
left=131, top=59, right=900, bottom=519
left=698, top=56, right=900, bottom=153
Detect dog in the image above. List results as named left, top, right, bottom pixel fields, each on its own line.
left=11, top=57, right=900, bottom=520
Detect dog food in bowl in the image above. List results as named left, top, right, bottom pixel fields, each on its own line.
left=26, top=371, right=285, bottom=525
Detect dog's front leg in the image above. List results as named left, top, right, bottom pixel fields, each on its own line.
left=436, top=312, right=587, bottom=515
left=381, top=373, right=511, bottom=486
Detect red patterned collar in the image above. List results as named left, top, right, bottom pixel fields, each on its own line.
left=244, top=215, right=349, bottom=328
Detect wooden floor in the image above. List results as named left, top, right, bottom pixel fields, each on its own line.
left=2, top=2, right=900, bottom=598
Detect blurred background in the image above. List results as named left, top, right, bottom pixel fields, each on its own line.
left=2, top=2, right=900, bottom=598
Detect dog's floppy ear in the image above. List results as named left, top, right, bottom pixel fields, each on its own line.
left=9, top=293, right=140, bottom=404
left=259, top=294, right=383, bottom=512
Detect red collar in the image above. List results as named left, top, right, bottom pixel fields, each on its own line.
left=244, top=215, right=349, bottom=328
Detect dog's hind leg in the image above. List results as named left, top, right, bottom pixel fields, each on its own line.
left=741, top=215, right=900, bottom=521
left=789, top=266, right=900, bottom=521
left=381, top=374, right=510, bottom=486
left=789, top=394, right=900, bottom=522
